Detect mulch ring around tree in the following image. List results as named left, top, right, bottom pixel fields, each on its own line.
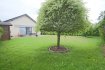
left=49, top=46, right=69, bottom=53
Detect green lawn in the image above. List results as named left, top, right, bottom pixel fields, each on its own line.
left=0, top=35, right=105, bottom=70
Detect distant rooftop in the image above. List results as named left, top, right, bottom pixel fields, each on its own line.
left=4, top=14, right=36, bottom=23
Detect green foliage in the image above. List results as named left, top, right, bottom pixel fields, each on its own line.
left=82, top=20, right=93, bottom=36
left=97, top=11, right=105, bottom=41
left=41, top=31, right=57, bottom=35
left=82, top=26, right=93, bottom=36
left=37, top=0, right=88, bottom=47
left=98, top=11, right=105, bottom=21
left=99, top=27, right=105, bottom=40
left=98, top=20, right=105, bottom=41
left=92, top=26, right=100, bottom=36
left=37, top=0, right=87, bottom=34
left=35, top=24, right=40, bottom=32
left=98, top=19, right=105, bottom=28
left=82, top=24, right=100, bottom=36
left=0, top=27, right=3, bottom=37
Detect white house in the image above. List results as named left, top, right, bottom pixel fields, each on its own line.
left=4, top=14, right=36, bottom=37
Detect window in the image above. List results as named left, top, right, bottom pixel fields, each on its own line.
left=19, top=27, right=32, bottom=35
left=26, top=27, right=32, bottom=35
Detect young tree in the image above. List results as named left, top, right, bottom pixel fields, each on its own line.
left=37, top=0, right=88, bottom=48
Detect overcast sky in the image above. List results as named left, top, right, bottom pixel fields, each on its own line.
left=0, top=0, right=105, bottom=23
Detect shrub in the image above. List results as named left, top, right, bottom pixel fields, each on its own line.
left=98, top=20, right=105, bottom=41
left=0, top=27, right=3, bottom=37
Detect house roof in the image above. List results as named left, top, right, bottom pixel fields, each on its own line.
left=4, top=14, right=36, bottom=23
left=0, top=22, right=12, bottom=26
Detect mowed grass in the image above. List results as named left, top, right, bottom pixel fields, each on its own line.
left=0, top=35, right=105, bottom=70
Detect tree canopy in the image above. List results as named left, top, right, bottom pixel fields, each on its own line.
left=37, top=0, right=87, bottom=33
left=37, top=0, right=88, bottom=47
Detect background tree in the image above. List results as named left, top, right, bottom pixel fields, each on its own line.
left=97, top=11, right=105, bottom=41
left=82, top=19, right=93, bottom=37
left=92, top=24, right=100, bottom=36
left=37, top=0, right=88, bottom=48
left=82, top=24, right=100, bottom=37
left=98, top=11, right=105, bottom=21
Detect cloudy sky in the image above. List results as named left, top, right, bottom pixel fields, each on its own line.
left=0, top=0, right=105, bottom=23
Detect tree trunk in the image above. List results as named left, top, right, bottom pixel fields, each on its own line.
left=57, top=32, right=60, bottom=48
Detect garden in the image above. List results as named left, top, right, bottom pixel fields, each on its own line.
left=0, top=0, right=105, bottom=70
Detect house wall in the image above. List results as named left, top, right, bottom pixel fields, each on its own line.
left=8, top=16, right=36, bottom=37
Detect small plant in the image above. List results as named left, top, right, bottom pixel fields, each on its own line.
left=0, top=27, right=3, bottom=37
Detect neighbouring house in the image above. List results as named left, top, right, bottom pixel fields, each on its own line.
left=4, top=14, right=36, bottom=37
left=0, top=22, right=12, bottom=40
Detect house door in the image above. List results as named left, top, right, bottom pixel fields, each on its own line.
left=20, top=27, right=26, bottom=35
left=26, top=27, right=32, bottom=35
